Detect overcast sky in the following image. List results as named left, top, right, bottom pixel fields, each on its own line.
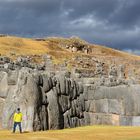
left=0, top=0, right=140, bottom=54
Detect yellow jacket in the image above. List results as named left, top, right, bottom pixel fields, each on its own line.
left=13, top=112, right=23, bottom=122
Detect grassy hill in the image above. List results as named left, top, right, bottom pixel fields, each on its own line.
left=1, top=126, right=140, bottom=140
left=0, top=35, right=140, bottom=61
left=0, top=35, right=140, bottom=76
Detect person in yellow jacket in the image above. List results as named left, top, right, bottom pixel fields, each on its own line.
left=13, top=108, right=23, bottom=133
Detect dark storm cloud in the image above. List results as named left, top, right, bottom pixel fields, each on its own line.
left=108, top=0, right=140, bottom=29
left=62, top=0, right=119, bottom=20
left=0, top=0, right=140, bottom=54
left=0, top=0, right=63, bottom=35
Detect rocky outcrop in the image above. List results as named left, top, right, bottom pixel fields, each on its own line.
left=0, top=56, right=140, bottom=131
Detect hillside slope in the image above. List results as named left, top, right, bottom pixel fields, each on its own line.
left=0, top=35, right=140, bottom=61
left=0, top=36, right=140, bottom=75
left=0, top=35, right=140, bottom=78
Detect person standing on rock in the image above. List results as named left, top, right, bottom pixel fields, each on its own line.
left=13, top=108, right=23, bottom=133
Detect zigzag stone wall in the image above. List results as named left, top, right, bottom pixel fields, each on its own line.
left=0, top=68, right=140, bottom=131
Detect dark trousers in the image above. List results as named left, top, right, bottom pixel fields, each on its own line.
left=13, top=122, right=22, bottom=133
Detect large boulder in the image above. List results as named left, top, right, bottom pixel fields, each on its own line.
left=47, top=88, right=64, bottom=129
left=1, top=68, right=43, bottom=131
left=0, top=72, right=9, bottom=98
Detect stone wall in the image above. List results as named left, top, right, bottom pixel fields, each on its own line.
left=1, top=67, right=140, bottom=131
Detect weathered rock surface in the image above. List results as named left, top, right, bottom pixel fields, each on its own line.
left=1, top=57, right=140, bottom=131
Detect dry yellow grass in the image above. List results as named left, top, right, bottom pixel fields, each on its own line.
left=0, top=36, right=49, bottom=56
left=0, top=35, right=140, bottom=59
left=0, top=36, right=74, bottom=63
left=1, top=126, right=140, bottom=140
left=0, top=35, right=140, bottom=65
